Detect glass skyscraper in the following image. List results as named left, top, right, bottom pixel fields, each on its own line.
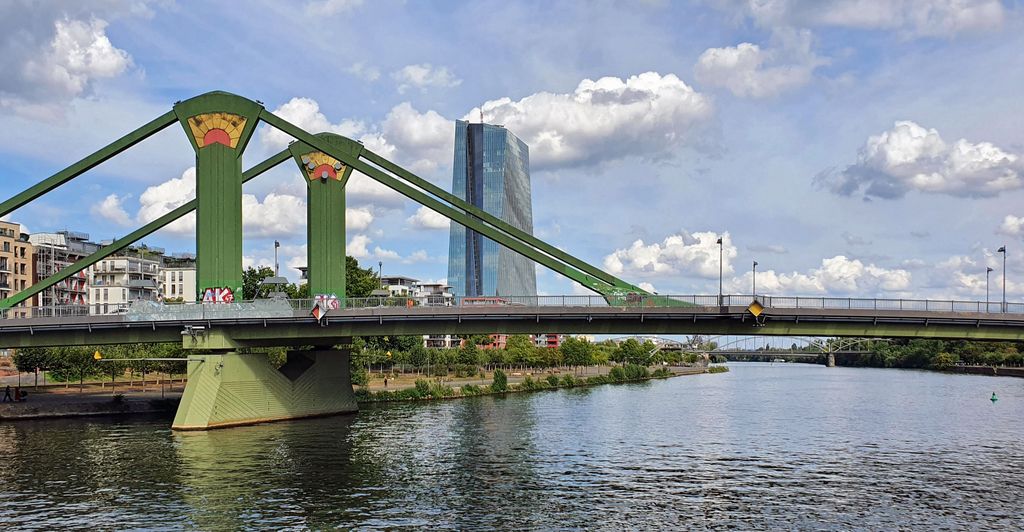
left=447, top=120, right=537, bottom=298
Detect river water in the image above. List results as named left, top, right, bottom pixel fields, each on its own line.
left=1, top=363, right=1022, bottom=530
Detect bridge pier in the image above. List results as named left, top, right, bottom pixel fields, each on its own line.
left=171, top=348, right=357, bottom=431
left=827, top=352, right=836, bottom=367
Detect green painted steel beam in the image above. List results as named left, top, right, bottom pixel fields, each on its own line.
left=258, top=111, right=645, bottom=298
left=361, top=150, right=642, bottom=293
left=0, top=149, right=291, bottom=310
left=0, top=110, right=178, bottom=219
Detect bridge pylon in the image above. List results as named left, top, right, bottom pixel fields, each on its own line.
left=173, top=92, right=264, bottom=302
left=288, top=134, right=362, bottom=299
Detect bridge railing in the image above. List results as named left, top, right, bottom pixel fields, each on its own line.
left=3, top=294, right=1024, bottom=322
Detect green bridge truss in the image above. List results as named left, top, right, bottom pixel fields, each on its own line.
left=0, top=91, right=656, bottom=311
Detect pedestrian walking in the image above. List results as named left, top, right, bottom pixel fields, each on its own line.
left=2, top=385, right=12, bottom=402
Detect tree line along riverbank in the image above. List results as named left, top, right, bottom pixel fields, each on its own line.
left=833, top=339, right=1024, bottom=370
left=2, top=335, right=711, bottom=390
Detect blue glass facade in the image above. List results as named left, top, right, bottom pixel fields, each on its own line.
left=448, top=120, right=537, bottom=298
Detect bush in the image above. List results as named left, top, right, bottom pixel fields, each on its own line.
left=454, top=364, right=477, bottom=378
left=706, top=365, right=730, bottom=374
left=608, top=366, right=627, bottom=382
left=492, top=369, right=508, bottom=392
left=520, top=376, right=540, bottom=391
left=415, top=379, right=431, bottom=397
left=560, top=374, right=576, bottom=387
left=651, top=367, right=672, bottom=378
left=428, top=381, right=455, bottom=398
left=461, top=384, right=482, bottom=396
left=586, top=375, right=609, bottom=385
left=546, top=375, right=561, bottom=387
left=351, top=365, right=369, bottom=386
left=623, top=363, right=649, bottom=380
left=354, top=388, right=373, bottom=402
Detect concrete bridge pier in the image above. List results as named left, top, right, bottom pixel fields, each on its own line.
left=827, top=352, right=836, bottom=368
left=171, top=347, right=357, bottom=430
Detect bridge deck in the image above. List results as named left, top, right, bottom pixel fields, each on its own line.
left=1, top=299, right=1023, bottom=348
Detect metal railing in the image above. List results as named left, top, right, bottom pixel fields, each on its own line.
left=2, top=294, right=1023, bottom=322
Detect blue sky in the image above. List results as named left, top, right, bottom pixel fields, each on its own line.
left=2, top=0, right=1023, bottom=300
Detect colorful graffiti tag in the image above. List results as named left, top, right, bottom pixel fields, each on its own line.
left=314, top=293, right=340, bottom=310
left=202, top=287, right=235, bottom=303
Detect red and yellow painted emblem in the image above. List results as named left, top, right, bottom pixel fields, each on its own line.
left=300, top=152, right=346, bottom=181
left=187, top=112, right=247, bottom=149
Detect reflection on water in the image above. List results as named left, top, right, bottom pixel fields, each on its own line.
left=1, top=364, right=1023, bottom=529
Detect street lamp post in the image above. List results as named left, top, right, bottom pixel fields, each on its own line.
left=274, top=240, right=280, bottom=277
left=378, top=260, right=384, bottom=290
left=998, top=245, right=1007, bottom=312
left=752, top=261, right=758, bottom=299
left=986, top=267, right=994, bottom=312
left=716, top=237, right=723, bottom=305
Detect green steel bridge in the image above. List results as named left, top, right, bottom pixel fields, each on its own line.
left=1, top=91, right=1021, bottom=430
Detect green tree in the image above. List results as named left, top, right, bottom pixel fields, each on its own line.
left=561, top=337, right=593, bottom=374
left=506, top=335, right=535, bottom=366
left=458, top=342, right=480, bottom=366
left=346, top=256, right=379, bottom=297
left=242, top=266, right=276, bottom=300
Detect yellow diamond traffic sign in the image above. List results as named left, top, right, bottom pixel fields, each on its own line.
left=747, top=300, right=764, bottom=318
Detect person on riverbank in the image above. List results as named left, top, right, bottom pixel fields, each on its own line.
left=2, top=385, right=11, bottom=402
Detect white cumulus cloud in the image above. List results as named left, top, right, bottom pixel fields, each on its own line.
left=407, top=206, right=450, bottom=230
left=392, top=63, right=462, bottom=93
left=260, top=97, right=365, bottom=152
left=466, top=72, right=714, bottom=170
left=998, top=215, right=1024, bottom=237
left=133, top=167, right=375, bottom=237
left=2, top=14, right=133, bottom=119
left=92, top=193, right=132, bottom=226
left=603, top=231, right=736, bottom=279
left=817, top=120, right=1023, bottom=199
left=346, top=207, right=374, bottom=231
left=694, top=29, right=826, bottom=98
left=727, top=255, right=912, bottom=295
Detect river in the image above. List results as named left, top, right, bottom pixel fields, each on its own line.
left=0, top=363, right=1021, bottom=529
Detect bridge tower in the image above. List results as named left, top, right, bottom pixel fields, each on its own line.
left=173, top=92, right=263, bottom=301
left=288, top=134, right=362, bottom=298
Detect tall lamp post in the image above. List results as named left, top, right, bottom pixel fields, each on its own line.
left=274, top=240, right=280, bottom=277
left=716, top=237, right=723, bottom=305
left=986, top=266, right=994, bottom=313
left=998, top=245, right=1007, bottom=312
left=378, top=260, right=384, bottom=290
left=752, top=260, right=758, bottom=299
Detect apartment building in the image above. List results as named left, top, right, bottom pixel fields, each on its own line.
left=30, top=231, right=100, bottom=309
left=87, top=255, right=161, bottom=314
left=160, top=255, right=197, bottom=301
left=0, top=221, right=33, bottom=318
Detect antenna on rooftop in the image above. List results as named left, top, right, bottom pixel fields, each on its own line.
left=479, top=107, right=484, bottom=124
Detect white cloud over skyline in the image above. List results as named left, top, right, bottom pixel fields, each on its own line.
left=818, top=120, right=1023, bottom=199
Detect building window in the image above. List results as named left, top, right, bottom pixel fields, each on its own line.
left=103, top=288, right=108, bottom=301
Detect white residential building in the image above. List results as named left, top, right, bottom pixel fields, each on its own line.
left=87, top=256, right=161, bottom=314
left=161, top=266, right=197, bottom=301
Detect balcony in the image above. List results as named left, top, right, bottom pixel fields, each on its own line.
left=128, top=279, right=158, bottom=289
